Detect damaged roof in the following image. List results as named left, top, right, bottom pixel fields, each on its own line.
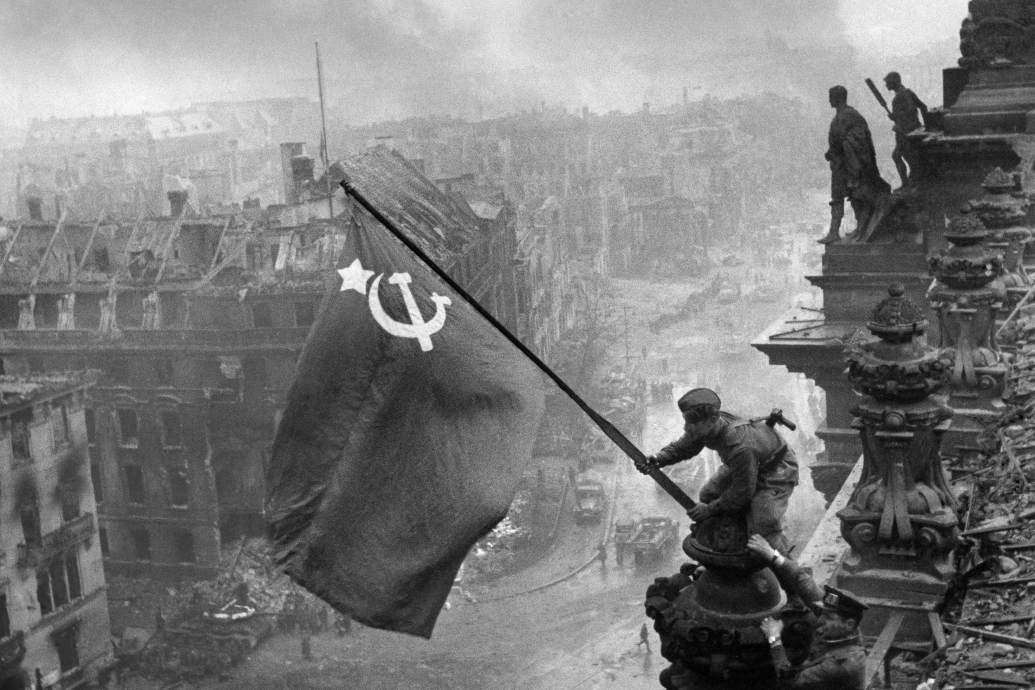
left=341, top=146, right=481, bottom=267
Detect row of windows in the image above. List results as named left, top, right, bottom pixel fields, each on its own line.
left=99, top=526, right=196, bottom=564
left=37, top=552, right=82, bottom=617
left=120, top=465, right=189, bottom=507
left=85, top=407, right=183, bottom=450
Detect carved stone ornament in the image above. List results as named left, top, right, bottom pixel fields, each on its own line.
left=643, top=515, right=813, bottom=682
left=839, top=285, right=958, bottom=576
left=845, top=284, right=954, bottom=402
left=959, top=1, right=1035, bottom=69
left=928, top=215, right=1003, bottom=291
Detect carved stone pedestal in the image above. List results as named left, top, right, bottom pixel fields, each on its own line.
left=832, top=285, right=958, bottom=644
left=644, top=517, right=814, bottom=686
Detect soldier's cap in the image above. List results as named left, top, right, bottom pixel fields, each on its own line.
left=820, top=586, right=869, bottom=620
left=884, top=71, right=902, bottom=84
left=677, top=388, right=721, bottom=415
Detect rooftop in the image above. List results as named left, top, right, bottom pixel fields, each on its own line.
left=0, top=371, right=98, bottom=414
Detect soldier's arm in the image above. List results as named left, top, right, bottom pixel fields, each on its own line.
left=654, top=433, right=706, bottom=467
left=770, top=557, right=824, bottom=616
left=703, top=440, right=756, bottom=515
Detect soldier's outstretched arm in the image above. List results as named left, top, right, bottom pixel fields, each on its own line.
left=653, top=433, right=706, bottom=467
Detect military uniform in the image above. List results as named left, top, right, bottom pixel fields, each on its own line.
left=654, top=410, right=799, bottom=554
left=772, top=635, right=867, bottom=690
left=763, top=564, right=868, bottom=690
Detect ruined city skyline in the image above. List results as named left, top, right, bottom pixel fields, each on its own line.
left=1, top=0, right=966, bottom=129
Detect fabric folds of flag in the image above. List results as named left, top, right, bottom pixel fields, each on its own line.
left=265, top=213, right=545, bottom=638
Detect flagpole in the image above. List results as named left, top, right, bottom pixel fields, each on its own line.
left=315, top=42, right=333, bottom=218
left=340, top=177, right=697, bottom=511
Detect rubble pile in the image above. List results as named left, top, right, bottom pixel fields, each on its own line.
left=926, top=322, right=1035, bottom=689
left=120, top=539, right=327, bottom=683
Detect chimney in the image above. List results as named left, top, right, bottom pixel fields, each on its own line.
left=228, top=139, right=240, bottom=187
left=290, top=155, right=315, bottom=196
left=168, top=190, right=188, bottom=218
left=280, top=142, right=306, bottom=205
left=26, top=196, right=43, bottom=221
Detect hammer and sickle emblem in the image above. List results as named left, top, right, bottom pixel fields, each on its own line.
left=368, top=272, right=452, bottom=351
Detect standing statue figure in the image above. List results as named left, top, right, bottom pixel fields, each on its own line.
left=884, top=72, right=929, bottom=189
left=819, top=85, right=891, bottom=245
left=634, top=388, right=799, bottom=555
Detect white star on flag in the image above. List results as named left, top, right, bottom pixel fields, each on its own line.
left=338, top=259, right=375, bottom=294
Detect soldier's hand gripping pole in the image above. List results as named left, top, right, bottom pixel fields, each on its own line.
left=340, top=176, right=698, bottom=512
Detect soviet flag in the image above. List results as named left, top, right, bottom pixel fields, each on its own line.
left=266, top=211, right=545, bottom=639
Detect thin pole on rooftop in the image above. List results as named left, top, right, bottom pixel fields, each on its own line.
left=315, top=42, right=333, bottom=219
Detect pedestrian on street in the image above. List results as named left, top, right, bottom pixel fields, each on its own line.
left=300, top=630, right=312, bottom=660
left=638, top=623, right=651, bottom=653
left=597, top=542, right=607, bottom=566
left=615, top=542, right=624, bottom=566
left=318, top=603, right=329, bottom=632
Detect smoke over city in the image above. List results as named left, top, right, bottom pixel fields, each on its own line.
left=0, top=0, right=961, bottom=126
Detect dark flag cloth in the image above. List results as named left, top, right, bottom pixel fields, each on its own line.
left=265, top=212, right=545, bottom=639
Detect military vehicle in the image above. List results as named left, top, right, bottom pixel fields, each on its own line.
left=627, top=516, right=679, bottom=562
left=573, top=470, right=607, bottom=523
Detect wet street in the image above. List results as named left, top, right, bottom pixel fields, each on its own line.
left=169, top=268, right=832, bottom=690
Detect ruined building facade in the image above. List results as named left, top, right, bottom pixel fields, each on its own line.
left=0, top=145, right=525, bottom=581
left=0, top=372, right=112, bottom=690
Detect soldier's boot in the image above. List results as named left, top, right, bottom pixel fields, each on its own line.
left=818, top=201, right=844, bottom=244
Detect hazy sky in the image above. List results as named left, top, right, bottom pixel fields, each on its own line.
left=0, top=0, right=971, bottom=127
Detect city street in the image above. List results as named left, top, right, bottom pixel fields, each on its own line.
left=164, top=268, right=832, bottom=690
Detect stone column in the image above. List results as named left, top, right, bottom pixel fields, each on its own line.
left=834, top=284, right=958, bottom=642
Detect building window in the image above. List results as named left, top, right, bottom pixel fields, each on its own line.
left=130, top=529, right=152, bottom=561
left=36, top=553, right=82, bottom=619
left=84, top=409, right=96, bottom=445
left=116, top=409, right=138, bottom=447
left=60, top=493, right=80, bottom=523
left=167, top=469, right=189, bottom=507
left=294, top=301, right=316, bottom=329
left=36, top=570, right=53, bottom=616
left=124, top=465, right=145, bottom=504
left=173, top=531, right=196, bottom=564
left=155, top=358, right=175, bottom=387
left=20, top=501, right=41, bottom=547
left=65, top=553, right=82, bottom=600
left=52, top=624, right=80, bottom=674
left=11, top=408, right=32, bottom=461
left=98, top=527, right=110, bottom=556
left=51, top=402, right=70, bottom=449
left=0, top=593, right=9, bottom=639
left=251, top=303, right=273, bottom=328
left=90, top=461, right=104, bottom=505
left=160, top=410, right=182, bottom=448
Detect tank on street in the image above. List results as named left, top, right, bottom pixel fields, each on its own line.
left=627, top=516, right=679, bottom=562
